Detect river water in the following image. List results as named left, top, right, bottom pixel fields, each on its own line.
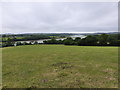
left=17, top=35, right=86, bottom=44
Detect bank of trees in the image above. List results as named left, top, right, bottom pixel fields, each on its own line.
left=2, top=40, right=40, bottom=47
left=2, top=34, right=50, bottom=47
left=1, top=33, right=120, bottom=47
left=2, top=35, right=50, bottom=42
left=44, top=34, right=120, bottom=46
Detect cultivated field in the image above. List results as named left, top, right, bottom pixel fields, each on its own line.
left=2, top=45, right=118, bottom=88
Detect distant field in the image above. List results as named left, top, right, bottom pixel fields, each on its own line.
left=2, top=45, right=118, bottom=88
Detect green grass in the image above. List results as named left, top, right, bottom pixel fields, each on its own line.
left=2, top=45, right=118, bottom=88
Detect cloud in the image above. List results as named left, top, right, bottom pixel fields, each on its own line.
left=1, top=2, right=118, bottom=33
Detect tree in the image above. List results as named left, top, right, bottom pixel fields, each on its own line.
left=74, top=37, right=81, bottom=42
left=63, top=37, right=75, bottom=45
left=107, top=35, right=119, bottom=46
left=16, top=42, right=23, bottom=46
left=98, top=34, right=109, bottom=45
left=78, top=35, right=98, bottom=46
left=34, top=41, right=38, bottom=44
left=6, top=37, right=14, bottom=46
left=43, top=38, right=58, bottom=44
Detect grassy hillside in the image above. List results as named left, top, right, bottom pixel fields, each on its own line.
left=2, top=45, right=118, bottom=88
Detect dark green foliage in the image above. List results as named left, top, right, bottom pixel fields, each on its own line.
left=44, top=33, right=119, bottom=46
left=23, top=35, right=50, bottom=41
left=2, top=33, right=120, bottom=47
left=76, top=34, right=119, bottom=46
left=63, top=37, right=75, bottom=45
left=16, top=42, right=23, bottom=46
left=74, top=37, right=81, bottom=42
left=79, top=35, right=98, bottom=46
left=98, top=34, right=109, bottom=45
left=2, top=37, right=15, bottom=47
left=44, top=38, right=63, bottom=44
left=34, top=41, right=38, bottom=44
left=2, top=34, right=51, bottom=42
left=44, top=39, right=58, bottom=44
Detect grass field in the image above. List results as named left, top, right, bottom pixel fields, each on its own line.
left=2, top=45, right=118, bottom=88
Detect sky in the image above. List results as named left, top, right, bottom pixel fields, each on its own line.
left=1, top=2, right=118, bottom=33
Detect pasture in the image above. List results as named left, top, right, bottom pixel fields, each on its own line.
left=2, top=45, right=118, bottom=88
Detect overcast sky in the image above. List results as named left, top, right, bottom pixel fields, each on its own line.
left=1, top=2, right=118, bottom=33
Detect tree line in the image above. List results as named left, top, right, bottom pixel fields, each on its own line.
left=1, top=33, right=120, bottom=47
left=44, top=34, right=120, bottom=46
left=2, top=34, right=50, bottom=42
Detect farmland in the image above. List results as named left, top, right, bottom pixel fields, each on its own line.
left=2, top=45, right=118, bottom=88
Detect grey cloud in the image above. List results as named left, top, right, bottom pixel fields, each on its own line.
left=1, top=2, right=118, bottom=33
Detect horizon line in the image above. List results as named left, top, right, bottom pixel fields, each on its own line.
left=1, top=31, right=118, bottom=34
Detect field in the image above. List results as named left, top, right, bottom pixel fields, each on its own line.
left=2, top=45, right=118, bottom=88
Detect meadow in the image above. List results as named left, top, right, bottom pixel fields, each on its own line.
left=2, top=45, right=118, bottom=88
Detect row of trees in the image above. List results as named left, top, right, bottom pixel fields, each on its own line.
left=1, top=33, right=120, bottom=47
left=2, top=34, right=50, bottom=47
left=2, top=35, right=50, bottom=42
left=2, top=40, right=40, bottom=47
left=44, top=34, right=120, bottom=46
left=2, top=33, right=74, bottom=42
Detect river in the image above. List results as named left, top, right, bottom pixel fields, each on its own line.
left=17, top=35, right=86, bottom=44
